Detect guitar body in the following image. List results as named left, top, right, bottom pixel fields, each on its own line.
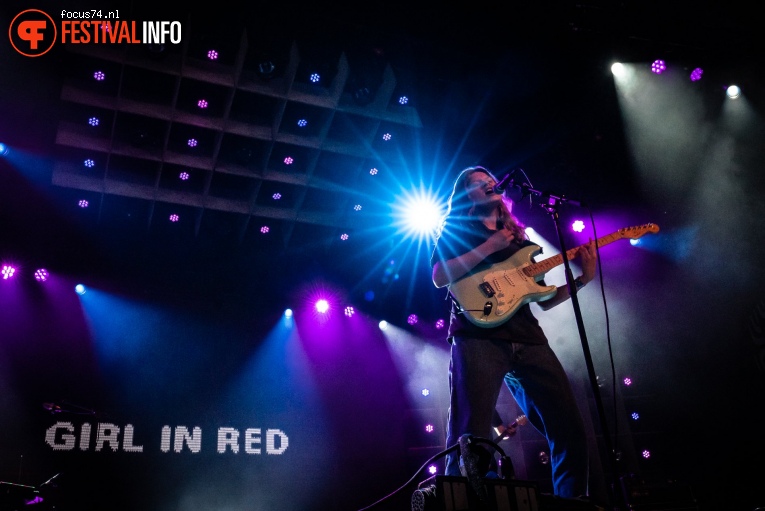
left=447, top=244, right=557, bottom=328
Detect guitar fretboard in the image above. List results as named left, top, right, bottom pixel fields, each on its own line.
left=522, top=223, right=658, bottom=279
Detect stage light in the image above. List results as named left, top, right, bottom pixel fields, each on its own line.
left=309, top=73, right=320, bottom=83
left=398, top=96, right=408, bottom=105
left=75, top=284, right=86, bottom=295
left=642, top=450, right=651, bottom=459
left=187, top=138, right=198, bottom=147
left=393, top=187, right=444, bottom=240
left=689, top=68, right=703, bottom=81
left=84, top=159, right=95, bottom=168
left=207, top=50, right=218, bottom=60
left=435, top=319, right=445, bottom=329
left=340, top=233, right=349, bottom=241
left=284, top=308, right=293, bottom=318
left=284, top=156, right=293, bottom=165
left=651, top=59, right=666, bottom=74
left=257, top=60, right=276, bottom=79
left=407, top=314, right=418, bottom=325
left=382, top=133, right=391, bottom=141
left=369, top=167, right=378, bottom=175
left=315, top=299, right=329, bottom=314
left=572, top=220, right=585, bottom=232
left=93, top=70, right=105, bottom=81
left=297, top=119, right=307, bottom=127
left=88, top=117, right=99, bottom=126
left=421, top=388, right=430, bottom=397
left=610, top=62, right=626, bottom=78
left=428, top=465, right=438, bottom=475
left=272, top=193, right=281, bottom=200
left=424, top=424, right=434, bottom=433
left=631, top=412, right=640, bottom=420
left=630, top=238, right=640, bottom=246
left=353, top=204, right=362, bottom=211
left=726, top=85, right=741, bottom=99
left=344, top=306, right=354, bottom=317
left=169, top=214, right=179, bottom=222
left=0, top=143, right=7, bottom=155
left=378, top=320, right=388, bottom=331
left=260, top=226, right=269, bottom=234
left=197, top=99, right=208, bottom=108
left=623, top=377, right=633, bottom=386
left=78, top=199, right=89, bottom=208
left=1, top=264, right=16, bottom=280
left=179, top=172, right=189, bottom=180
left=34, top=269, right=49, bottom=282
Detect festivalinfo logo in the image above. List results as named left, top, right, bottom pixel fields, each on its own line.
left=9, top=8, right=182, bottom=57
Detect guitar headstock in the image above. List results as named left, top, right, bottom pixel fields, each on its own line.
left=620, top=223, right=660, bottom=239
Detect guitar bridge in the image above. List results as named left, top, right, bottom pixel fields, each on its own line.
left=478, top=282, right=495, bottom=298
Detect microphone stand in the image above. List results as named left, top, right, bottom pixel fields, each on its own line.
left=514, top=182, right=620, bottom=509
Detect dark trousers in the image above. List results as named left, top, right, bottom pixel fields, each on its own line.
left=444, top=337, right=589, bottom=498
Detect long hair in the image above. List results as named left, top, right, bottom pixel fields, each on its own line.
left=435, top=166, right=526, bottom=242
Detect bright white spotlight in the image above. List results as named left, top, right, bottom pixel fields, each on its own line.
left=0, top=143, right=8, bottom=156
left=75, top=284, right=86, bottom=295
left=394, top=187, right=444, bottom=240
left=284, top=308, right=293, bottom=318
left=610, top=62, right=626, bottom=78
left=726, top=85, right=741, bottom=99
left=378, top=320, right=388, bottom=331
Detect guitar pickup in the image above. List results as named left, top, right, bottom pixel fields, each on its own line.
left=479, top=282, right=495, bottom=298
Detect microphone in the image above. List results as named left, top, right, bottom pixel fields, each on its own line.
left=493, top=169, right=519, bottom=194
left=42, top=403, right=62, bottom=414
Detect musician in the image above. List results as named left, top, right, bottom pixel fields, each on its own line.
left=430, top=165, right=597, bottom=499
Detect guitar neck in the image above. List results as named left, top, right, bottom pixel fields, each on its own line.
left=523, top=230, right=625, bottom=279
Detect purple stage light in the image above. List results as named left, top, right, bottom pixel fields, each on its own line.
left=382, top=133, right=392, bottom=141
left=197, top=99, right=208, bottom=108
left=88, top=117, right=99, bottom=126
left=651, top=60, right=666, bottom=74
left=283, top=156, right=293, bottom=165
left=421, top=388, right=430, bottom=397
left=425, top=424, right=434, bottom=433
left=340, top=233, right=349, bottom=241
left=260, top=226, right=270, bottom=234
left=169, top=214, right=179, bottom=222
left=84, top=159, right=95, bottom=168
left=179, top=171, right=190, bottom=180
left=369, top=168, right=378, bottom=175
left=34, top=269, right=49, bottom=282
left=93, top=70, right=105, bottom=81
left=642, top=450, right=651, bottom=459
left=623, top=377, right=633, bottom=386
left=272, top=192, right=281, bottom=200
left=631, top=412, right=640, bottom=420
left=407, top=314, right=418, bottom=325
left=572, top=220, right=585, bottom=232
left=78, top=199, right=89, bottom=208
left=344, top=306, right=355, bottom=317
left=315, top=299, right=330, bottom=314
left=2, top=265, right=16, bottom=280
left=690, top=68, right=703, bottom=81
left=207, top=49, right=218, bottom=60
left=187, top=138, right=198, bottom=147
left=428, top=465, right=438, bottom=475
left=435, top=319, right=445, bottom=329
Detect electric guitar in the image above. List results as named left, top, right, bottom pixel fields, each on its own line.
left=447, top=223, right=660, bottom=328
left=493, top=414, right=528, bottom=442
